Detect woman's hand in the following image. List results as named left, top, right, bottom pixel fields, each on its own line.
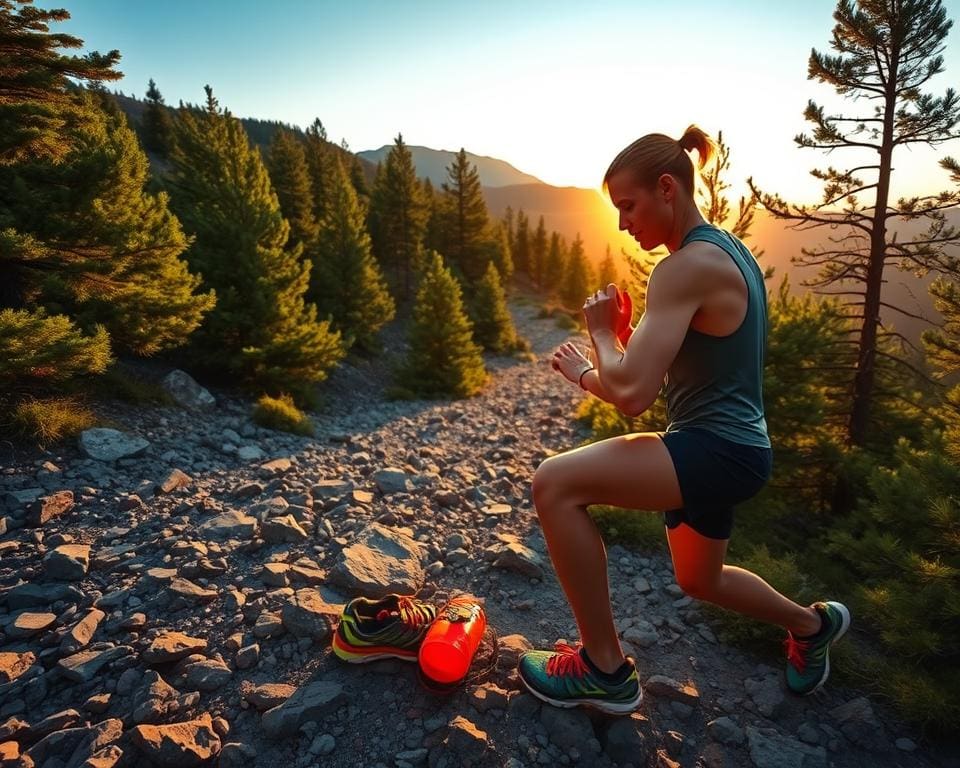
left=551, top=341, right=594, bottom=386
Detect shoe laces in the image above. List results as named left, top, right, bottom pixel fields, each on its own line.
left=376, top=596, right=429, bottom=627
left=783, top=632, right=810, bottom=674
left=545, top=640, right=590, bottom=678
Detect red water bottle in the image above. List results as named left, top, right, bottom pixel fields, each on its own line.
left=418, top=594, right=486, bottom=687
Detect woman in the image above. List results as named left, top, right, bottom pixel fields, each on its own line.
left=517, top=125, right=850, bottom=715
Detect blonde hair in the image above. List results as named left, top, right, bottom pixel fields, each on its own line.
left=603, top=124, right=718, bottom=197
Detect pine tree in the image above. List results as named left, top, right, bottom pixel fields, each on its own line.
left=439, top=148, right=490, bottom=283
left=303, top=118, right=334, bottom=222
left=597, top=244, right=619, bottom=288
left=488, top=222, right=514, bottom=285
left=396, top=250, right=487, bottom=398
left=0, top=0, right=121, bottom=164
left=467, top=260, right=518, bottom=354
left=266, top=128, right=318, bottom=248
left=0, top=89, right=215, bottom=356
left=561, top=233, right=594, bottom=310
left=748, top=0, right=960, bottom=450
left=368, top=133, right=428, bottom=301
left=513, top=208, right=530, bottom=275
left=164, top=86, right=346, bottom=394
left=543, top=232, right=567, bottom=294
left=310, top=155, right=395, bottom=353
left=530, top=215, right=548, bottom=288
left=140, top=78, right=174, bottom=156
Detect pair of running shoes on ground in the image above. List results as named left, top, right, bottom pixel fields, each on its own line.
left=331, top=593, right=852, bottom=714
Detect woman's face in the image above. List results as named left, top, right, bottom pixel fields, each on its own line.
left=606, top=168, right=675, bottom=251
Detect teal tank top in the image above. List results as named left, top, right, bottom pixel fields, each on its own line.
left=661, top=223, right=770, bottom=447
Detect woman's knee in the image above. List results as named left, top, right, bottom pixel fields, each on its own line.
left=674, top=566, right=721, bottom=600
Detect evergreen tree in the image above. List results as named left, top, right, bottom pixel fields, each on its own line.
left=164, top=86, right=346, bottom=394
left=543, top=231, right=567, bottom=294
left=503, top=206, right=515, bottom=253
left=530, top=215, right=548, bottom=288
left=0, top=89, right=215, bottom=356
left=513, top=208, right=530, bottom=275
left=597, top=244, right=619, bottom=288
left=467, top=260, right=518, bottom=354
left=0, top=0, right=121, bottom=164
left=140, top=78, right=174, bottom=156
left=748, top=0, right=960, bottom=450
left=439, top=148, right=490, bottom=283
left=488, top=222, right=514, bottom=285
left=396, top=250, right=487, bottom=398
left=561, top=233, right=594, bottom=310
left=422, top=176, right=444, bottom=255
left=303, top=118, right=334, bottom=222
left=266, top=127, right=318, bottom=247
left=310, top=155, right=395, bottom=353
left=368, top=133, right=428, bottom=301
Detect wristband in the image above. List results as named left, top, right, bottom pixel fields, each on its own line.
left=578, top=365, right=595, bottom=389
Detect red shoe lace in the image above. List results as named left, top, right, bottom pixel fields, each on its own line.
left=783, top=632, right=810, bottom=674
left=545, top=641, right=590, bottom=678
left=376, top=596, right=428, bottom=627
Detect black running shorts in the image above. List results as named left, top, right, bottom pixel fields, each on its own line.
left=657, top=426, right=773, bottom=540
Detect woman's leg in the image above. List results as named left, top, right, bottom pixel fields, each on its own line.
left=531, top=432, right=685, bottom=674
left=665, top=523, right=821, bottom=636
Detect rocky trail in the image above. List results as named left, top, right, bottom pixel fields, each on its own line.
left=0, top=295, right=952, bottom=768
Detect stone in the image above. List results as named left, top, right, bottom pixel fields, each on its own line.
left=242, top=683, right=295, bottom=711
left=744, top=676, right=786, bottom=720
left=260, top=515, right=308, bottom=544
left=7, top=612, right=57, bottom=638
left=161, top=369, right=216, bottom=411
left=168, top=577, right=217, bottom=604
left=469, top=683, right=509, bottom=713
left=280, top=589, right=336, bottom=641
left=43, top=544, right=91, bottom=580
left=5, top=582, right=83, bottom=610
left=27, top=490, right=74, bottom=526
left=143, top=632, right=208, bottom=664
left=488, top=539, right=544, bottom=579
left=829, top=696, right=884, bottom=750
left=237, top=445, right=266, bottom=462
left=327, top=522, right=425, bottom=598
left=643, top=675, right=700, bottom=707
left=24, top=717, right=122, bottom=768
left=57, top=645, right=132, bottom=683
left=131, top=713, right=222, bottom=767
left=540, top=706, right=594, bottom=751
left=218, top=741, right=257, bottom=767
left=495, top=634, right=533, bottom=670
left=235, top=644, right=259, bottom=670
left=199, top=509, right=258, bottom=541
left=261, top=681, right=347, bottom=738
left=707, top=716, right=745, bottom=746
left=0, top=652, right=35, bottom=684
left=78, top=427, right=150, bottom=461
left=60, top=608, right=105, bottom=654
left=745, top=725, right=827, bottom=768
left=441, top=715, right=488, bottom=763
left=156, top=468, right=192, bottom=495
left=603, top=713, right=650, bottom=765
left=178, top=658, right=232, bottom=692
left=372, top=467, right=413, bottom=495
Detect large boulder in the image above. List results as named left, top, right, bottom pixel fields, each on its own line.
left=327, top=522, right=425, bottom=598
left=78, top=428, right=150, bottom=461
left=161, top=369, right=216, bottom=411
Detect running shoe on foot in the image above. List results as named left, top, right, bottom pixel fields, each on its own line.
left=332, top=593, right=438, bottom=663
left=518, top=640, right=643, bottom=715
left=784, top=600, right=851, bottom=695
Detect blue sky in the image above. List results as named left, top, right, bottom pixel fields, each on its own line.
left=56, top=0, right=960, bottom=204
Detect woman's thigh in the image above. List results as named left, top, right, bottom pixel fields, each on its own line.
left=532, top=432, right=684, bottom=513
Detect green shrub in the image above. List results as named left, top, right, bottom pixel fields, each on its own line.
left=86, top=365, right=176, bottom=406
left=251, top=393, right=314, bottom=436
left=9, top=396, right=98, bottom=447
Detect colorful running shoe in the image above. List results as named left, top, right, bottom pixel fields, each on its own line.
left=784, top=600, right=851, bottom=695
left=518, top=640, right=643, bottom=715
left=332, top=593, right=438, bottom=663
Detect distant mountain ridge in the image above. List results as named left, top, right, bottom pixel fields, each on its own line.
left=357, top=145, right=544, bottom=188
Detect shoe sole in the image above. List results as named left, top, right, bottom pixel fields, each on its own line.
left=518, top=670, right=643, bottom=715
left=331, top=627, right=419, bottom=664
left=799, top=602, right=852, bottom=696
